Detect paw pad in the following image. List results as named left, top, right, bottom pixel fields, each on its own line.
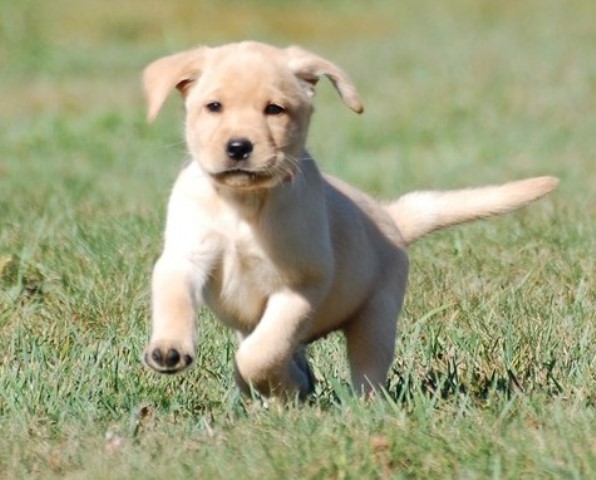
left=144, top=345, right=193, bottom=373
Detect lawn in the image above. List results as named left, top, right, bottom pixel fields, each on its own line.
left=0, top=0, right=594, bottom=478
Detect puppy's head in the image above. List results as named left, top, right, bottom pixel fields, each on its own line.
left=143, top=41, right=363, bottom=190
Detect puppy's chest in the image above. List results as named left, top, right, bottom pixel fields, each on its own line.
left=205, top=226, right=283, bottom=331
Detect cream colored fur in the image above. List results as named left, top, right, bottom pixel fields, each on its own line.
left=142, top=41, right=558, bottom=398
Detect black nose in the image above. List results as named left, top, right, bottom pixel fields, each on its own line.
left=226, top=138, right=253, bottom=161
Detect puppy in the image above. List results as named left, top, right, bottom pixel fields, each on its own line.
left=142, top=41, right=558, bottom=398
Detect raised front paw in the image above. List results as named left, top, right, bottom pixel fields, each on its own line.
left=143, top=340, right=194, bottom=374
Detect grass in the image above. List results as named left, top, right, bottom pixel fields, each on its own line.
left=0, top=0, right=594, bottom=478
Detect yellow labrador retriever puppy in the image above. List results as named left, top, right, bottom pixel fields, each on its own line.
left=142, top=41, right=558, bottom=398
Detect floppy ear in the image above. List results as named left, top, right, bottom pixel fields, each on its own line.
left=285, top=46, right=364, bottom=114
left=143, top=48, right=207, bottom=122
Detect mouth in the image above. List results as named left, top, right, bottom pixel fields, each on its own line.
left=211, top=168, right=278, bottom=188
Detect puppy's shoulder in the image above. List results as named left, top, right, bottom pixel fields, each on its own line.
left=170, top=161, right=215, bottom=204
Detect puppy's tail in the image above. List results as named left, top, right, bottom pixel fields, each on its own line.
left=386, top=176, right=559, bottom=246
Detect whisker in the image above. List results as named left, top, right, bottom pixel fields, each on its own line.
left=265, top=153, right=302, bottom=179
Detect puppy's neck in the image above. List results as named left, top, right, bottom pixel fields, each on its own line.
left=216, top=186, right=270, bottom=221
left=215, top=181, right=298, bottom=223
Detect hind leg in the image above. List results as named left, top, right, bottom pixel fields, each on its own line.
left=291, top=345, right=316, bottom=395
left=344, top=292, right=403, bottom=395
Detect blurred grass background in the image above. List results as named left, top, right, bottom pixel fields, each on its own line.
left=0, top=0, right=594, bottom=478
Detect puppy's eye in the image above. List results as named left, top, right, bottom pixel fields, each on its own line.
left=264, top=103, right=285, bottom=115
left=206, top=101, right=222, bottom=113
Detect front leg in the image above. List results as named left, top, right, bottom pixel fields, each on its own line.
left=143, top=253, right=211, bottom=373
left=234, top=288, right=321, bottom=399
